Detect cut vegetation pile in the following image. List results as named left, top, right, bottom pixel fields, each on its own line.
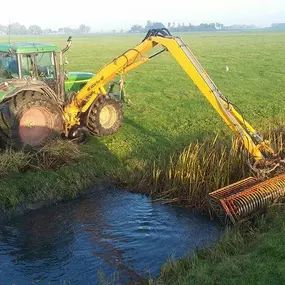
left=0, top=140, right=86, bottom=178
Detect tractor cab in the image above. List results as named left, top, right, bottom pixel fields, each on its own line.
left=0, top=43, right=57, bottom=80
left=0, top=42, right=60, bottom=96
left=0, top=41, right=94, bottom=98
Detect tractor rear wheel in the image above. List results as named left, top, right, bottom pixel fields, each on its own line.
left=0, top=90, right=63, bottom=149
left=86, top=95, right=123, bottom=136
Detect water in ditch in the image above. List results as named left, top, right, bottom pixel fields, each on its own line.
left=0, top=186, right=222, bottom=284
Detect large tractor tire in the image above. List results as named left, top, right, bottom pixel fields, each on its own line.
left=86, top=95, right=123, bottom=136
left=0, top=90, right=63, bottom=149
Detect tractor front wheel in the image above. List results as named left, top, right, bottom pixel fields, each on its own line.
left=86, top=95, right=123, bottom=136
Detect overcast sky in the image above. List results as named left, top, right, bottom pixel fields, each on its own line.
left=2, top=0, right=285, bottom=31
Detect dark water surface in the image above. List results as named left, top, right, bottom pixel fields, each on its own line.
left=0, top=186, right=222, bottom=284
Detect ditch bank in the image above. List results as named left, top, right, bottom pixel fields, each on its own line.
left=0, top=132, right=285, bottom=284
left=1, top=126, right=285, bottom=219
left=0, top=140, right=103, bottom=219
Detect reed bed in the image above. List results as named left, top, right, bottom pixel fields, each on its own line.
left=139, top=137, right=248, bottom=210
left=131, top=127, right=285, bottom=211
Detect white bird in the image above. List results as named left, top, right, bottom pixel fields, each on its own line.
left=226, top=65, right=229, bottom=72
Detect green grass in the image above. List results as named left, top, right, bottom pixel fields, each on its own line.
left=1, top=31, right=285, bottom=284
left=152, top=208, right=285, bottom=285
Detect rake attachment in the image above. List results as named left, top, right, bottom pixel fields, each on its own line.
left=209, top=173, right=285, bottom=223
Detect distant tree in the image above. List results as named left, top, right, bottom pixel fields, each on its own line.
left=0, top=25, right=7, bottom=34
left=28, top=25, right=42, bottom=35
left=181, top=23, right=188, bottom=32
left=215, top=22, right=224, bottom=29
left=198, top=23, right=216, bottom=31
left=129, top=24, right=144, bottom=33
left=209, top=23, right=216, bottom=30
left=42, top=28, right=53, bottom=35
left=9, top=23, right=27, bottom=35
left=188, top=23, right=194, bottom=30
left=78, top=24, right=90, bottom=34
left=145, top=21, right=165, bottom=30
left=167, top=22, right=171, bottom=29
left=271, top=23, right=285, bottom=29
left=145, top=20, right=153, bottom=30
left=58, top=27, right=73, bottom=34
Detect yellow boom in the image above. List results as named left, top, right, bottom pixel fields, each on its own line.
left=64, top=29, right=274, bottom=161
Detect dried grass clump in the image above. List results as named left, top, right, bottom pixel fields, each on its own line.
left=0, top=140, right=86, bottom=177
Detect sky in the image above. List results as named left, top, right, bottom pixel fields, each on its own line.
left=2, top=0, right=285, bottom=32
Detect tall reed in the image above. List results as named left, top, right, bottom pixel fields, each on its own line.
left=142, top=137, right=248, bottom=210
left=132, top=126, right=285, bottom=211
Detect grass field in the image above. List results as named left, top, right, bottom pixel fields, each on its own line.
left=1, top=31, right=285, bottom=284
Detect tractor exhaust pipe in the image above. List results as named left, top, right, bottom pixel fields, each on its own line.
left=61, top=36, right=72, bottom=54
left=58, top=36, right=72, bottom=102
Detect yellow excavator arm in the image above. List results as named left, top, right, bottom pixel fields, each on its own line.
left=63, top=28, right=285, bottom=223
left=64, top=29, right=274, bottom=161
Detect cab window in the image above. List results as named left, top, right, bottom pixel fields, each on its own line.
left=0, top=53, right=18, bottom=79
left=21, top=54, right=35, bottom=78
left=36, top=52, right=55, bottom=79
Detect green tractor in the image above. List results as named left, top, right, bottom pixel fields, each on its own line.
left=0, top=37, right=113, bottom=149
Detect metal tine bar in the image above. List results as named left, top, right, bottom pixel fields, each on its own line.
left=210, top=173, right=285, bottom=223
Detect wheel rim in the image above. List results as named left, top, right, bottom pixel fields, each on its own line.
left=99, top=105, right=118, bottom=129
left=19, top=107, right=54, bottom=146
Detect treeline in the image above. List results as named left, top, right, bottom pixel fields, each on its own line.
left=270, top=23, right=285, bottom=29
left=0, top=23, right=91, bottom=35
left=1, top=21, right=284, bottom=35
left=129, top=20, right=267, bottom=33
left=129, top=20, right=226, bottom=33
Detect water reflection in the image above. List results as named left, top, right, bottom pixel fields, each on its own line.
left=0, top=186, right=222, bottom=284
